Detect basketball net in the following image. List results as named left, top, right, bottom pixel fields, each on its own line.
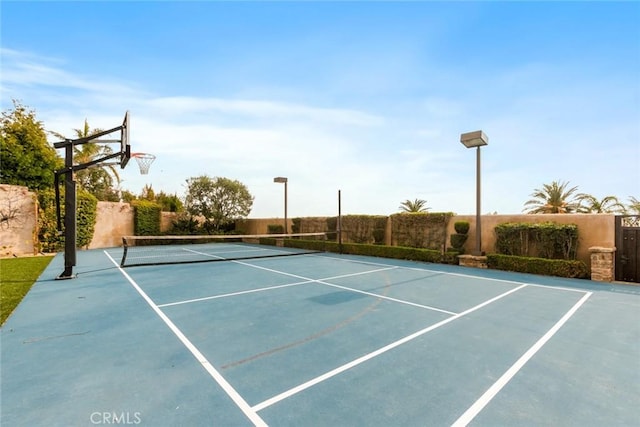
left=132, top=153, right=156, bottom=175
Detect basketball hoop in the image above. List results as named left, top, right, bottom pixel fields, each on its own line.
left=131, top=153, right=156, bottom=175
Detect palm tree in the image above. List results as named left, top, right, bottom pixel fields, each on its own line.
left=626, top=196, right=640, bottom=215
left=523, top=180, right=579, bottom=214
left=576, top=194, right=625, bottom=214
left=399, top=199, right=430, bottom=213
left=52, top=119, right=121, bottom=200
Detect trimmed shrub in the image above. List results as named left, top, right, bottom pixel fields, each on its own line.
left=267, top=224, right=285, bottom=234
left=454, top=221, right=470, bottom=234
left=390, top=212, right=453, bottom=250
left=132, top=200, right=161, bottom=236
left=283, top=239, right=459, bottom=265
left=450, top=233, right=468, bottom=251
left=487, top=254, right=588, bottom=279
left=341, top=215, right=387, bottom=244
left=37, top=188, right=97, bottom=252
left=494, top=222, right=579, bottom=260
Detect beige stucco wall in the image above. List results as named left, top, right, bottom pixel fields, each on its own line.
left=238, top=214, right=615, bottom=266
left=0, top=186, right=617, bottom=268
left=235, top=218, right=292, bottom=235
left=160, top=212, right=178, bottom=233
left=448, top=214, right=615, bottom=265
left=88, top=202, right=134, bottom=249
left=0, top=184, right=37, bottom=256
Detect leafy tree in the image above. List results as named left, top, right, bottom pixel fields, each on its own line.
left=120, top=189, right=137, bottom=204
left=51, top=119, right=121, bottom=201
left=140, top=184, right=155, bottom=201
left=523, top=180, right=580, bottom=214
left=184, top=175, right=253, bottom=233
left=0, top=100, right=62, bottom=190
left=138, top=184, right=182, bottom=212
left=156, top=191, right=183, bottom=213
left=576, top=194, right=625, bottom=214
left=399, top=199, right=430, bottom=213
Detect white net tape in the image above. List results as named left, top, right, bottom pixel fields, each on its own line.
left=133, top=153, right=156, bottom=175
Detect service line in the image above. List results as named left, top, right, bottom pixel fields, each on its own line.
left=104, top=251, right=268, bottom=427
left=252, top=283, right=529, bottom=412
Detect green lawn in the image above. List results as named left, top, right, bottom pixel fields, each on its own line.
left=0, top=256, right=54, bottom=325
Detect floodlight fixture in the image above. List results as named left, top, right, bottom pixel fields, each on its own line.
left=273, top=177, right=288, bottom=233
left=460, top=130, right=489, bottom=148
left=460, top=130, right=489, bottom=256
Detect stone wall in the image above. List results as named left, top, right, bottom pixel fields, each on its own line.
left=0, top=185, right=37, bottom=256
left=589, top=247, right=616, bottom=282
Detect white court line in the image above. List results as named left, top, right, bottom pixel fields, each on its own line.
left=158, top=280, right=314, bottom=308
left=182, top=249, right=454, bottom=315
left=317, top=280, right=457, bottom=315
left=229, top=258, right=455, bottom=315
left=252, top=283, right=529, bottom=412
left=158, top=266, right=397, bottom=308
left=451, top=291, right=592, bottom=426
left=317, top=254, right=589, bottom=294
left=103, top=251, right=267, bottom=427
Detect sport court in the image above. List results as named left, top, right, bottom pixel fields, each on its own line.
left=2, top=241, right=639, bottom=426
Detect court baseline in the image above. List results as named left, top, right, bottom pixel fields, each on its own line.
left=452, top=291, right=592, bottom=426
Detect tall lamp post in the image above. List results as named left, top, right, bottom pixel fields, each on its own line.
left=460, top=130, right=489, bottom=256
left=273, top=177, right=288, bottom=234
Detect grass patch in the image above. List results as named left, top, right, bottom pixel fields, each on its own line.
left=1, top=256, right=54, bottom=326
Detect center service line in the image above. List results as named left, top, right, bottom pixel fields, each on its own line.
left=104, top=252, right=268, bottom=427
left=252, top=283, right=529, bottom=412
left=451, top=291, right=593, bottom=427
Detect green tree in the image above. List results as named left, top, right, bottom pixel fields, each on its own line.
left=0, top=100, right=62, bottom=190
left=138, top=185, right=182, bottom=212
left=120, top=189, right=137, bottom=204
left=140, top=184, right=155, bottom=201
left=156, top=191, right=183, bottom=212
left=51, top=119, right=121, bottom=201
left=523, top=180, right=580, bottom=214
left=576, top=194, right=625, bottom=214
left=399, top=199, right=430, bottom=213
left=184, top=175, right=253, bottom=233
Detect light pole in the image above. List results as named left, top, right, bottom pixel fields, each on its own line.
left=273, top=177, right=288, bottom=234
left=460, top=130, right=488, bottom=256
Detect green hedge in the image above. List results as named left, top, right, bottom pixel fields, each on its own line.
left=340, top=215, right=387, bottom=244
left=283, top=239, right=459, bottom=265
left=494, top=222, right=579, bottom=260
left=132, top=200, right=161, bottom=236
left=37, top=188, right=98, bottom=252
left=267, top=224, right=285, bottom=234
left=390, top=212, right=453, bottom=250
left=487, top=254, right=588, bottom=279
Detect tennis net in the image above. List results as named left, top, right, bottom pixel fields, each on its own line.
left=120, top=232, right=328, bottom=267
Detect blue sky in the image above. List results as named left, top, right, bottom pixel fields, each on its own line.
left=2, top=1, right=639, bottom=218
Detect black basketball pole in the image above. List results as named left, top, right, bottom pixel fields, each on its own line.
left=338, top=190, right=343, bottom=253
left=53, top=112, right=130, bottom=280
left=58, top=143, right=77, bottom=279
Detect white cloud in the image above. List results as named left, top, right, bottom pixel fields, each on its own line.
left=2, top=43, right=638, bottom=219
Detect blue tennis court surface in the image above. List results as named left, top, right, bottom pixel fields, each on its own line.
left=2, top=247, right=639, bottom=426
